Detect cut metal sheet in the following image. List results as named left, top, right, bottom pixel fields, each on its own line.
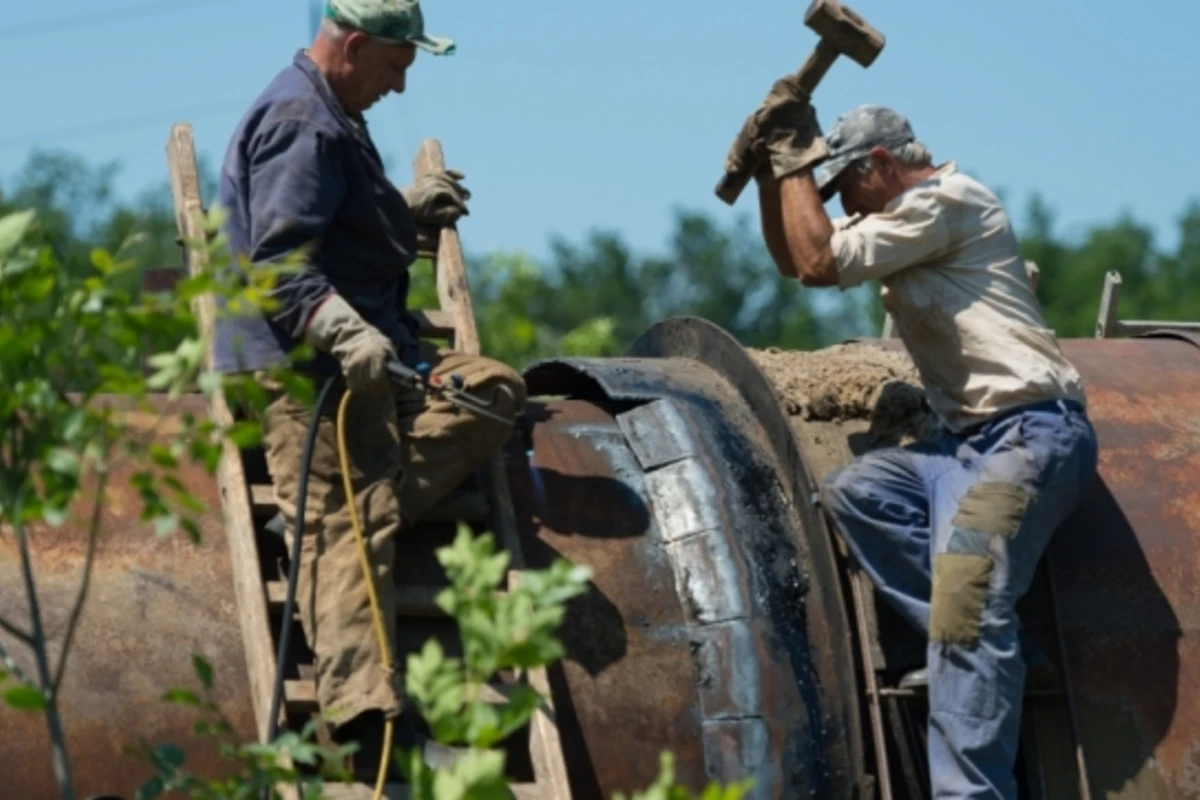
left=616, top=399, right=697, bottom=470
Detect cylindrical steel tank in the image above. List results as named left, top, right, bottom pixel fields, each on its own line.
left=511, top=317, right=1200, bottom=800
left=8, top=317, right=1200, bottom=800
left=0, top=394, right=258, bottom=799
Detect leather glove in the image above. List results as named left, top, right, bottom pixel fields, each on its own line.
left=723, top=109, right=772, bottom=182
left=400, top=168, right=471, bottom=228
left=304, top=294, right=397, bottom=395
left=726, top=75, right=830, bottom=182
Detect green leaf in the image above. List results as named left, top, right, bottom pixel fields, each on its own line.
left=430, top=748, right=509, bottom=799
left=162, top=688, right=201, bottom=706
left=197, top=371, right=222, bottom=397
left=46, top=447, right=81, bottom=477
left=180, top=516, right=203, bottom=544
left=135, top=776, right=165, bottom=800
left=154, top=743, right=185, bottom=768
left=41, top=504, right=69, bottom=527
left=225, top=420, right=263, bottom=449
left=153, top=514, right=178, bottom=537
left=147, top=443, right=178, bottom=468
left=192, top=654, right=214, bottom=690
left=0, top=210, right=35, bottom=260
left=4, top=684, right=47, bottom=710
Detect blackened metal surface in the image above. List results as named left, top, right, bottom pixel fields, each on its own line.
left=0, top=393, right=256, bottom=800
left=627, top=317, right=866, bottom=796
left=507, top=398, right=707, bottom=799
left=520, top=337, right=865, bottom=798
left=617, top=399, right=698, bottom=470
left=1133, top=328, right=1200, bottom=351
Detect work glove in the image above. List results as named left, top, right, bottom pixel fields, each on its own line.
left=304, top=293, right=397, bottom=395
left=400, top=168, right=471, bottom=228
left=726, top=75, right=830, bottom=182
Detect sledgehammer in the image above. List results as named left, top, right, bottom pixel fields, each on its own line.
left=715, top=0, right=885, bottom=205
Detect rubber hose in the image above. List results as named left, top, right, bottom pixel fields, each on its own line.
left=336, top=389, right=395, bottom=800
left=263, top=377, right=396, bottom=800
left=263, top=374, right=339, bottom=773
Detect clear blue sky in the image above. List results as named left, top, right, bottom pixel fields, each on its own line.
left=2, top=0, right=1198, bottom=263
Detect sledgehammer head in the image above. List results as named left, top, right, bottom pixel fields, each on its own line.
left=804, top=0, right=885, bottom=68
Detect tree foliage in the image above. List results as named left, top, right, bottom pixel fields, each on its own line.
left=9, top=148, right=1197, bottom=376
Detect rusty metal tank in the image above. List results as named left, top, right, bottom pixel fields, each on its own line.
left=508, top=317, right=1200, bottom=799
left=0, top=394, right=258, bottom=799
left=7, top=316, right=1200, bottom=799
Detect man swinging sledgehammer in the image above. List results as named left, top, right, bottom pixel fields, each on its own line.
left=722, top=58, right=1100, bottom=800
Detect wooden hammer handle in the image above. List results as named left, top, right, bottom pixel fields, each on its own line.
left=714, top=39, right=840, bottom=206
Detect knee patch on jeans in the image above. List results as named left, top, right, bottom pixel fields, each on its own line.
left=930, top=553, right=993, bottom=645
left=952, top=482, right=1031, bottom=539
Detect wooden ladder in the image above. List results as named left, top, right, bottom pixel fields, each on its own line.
left=166, top=123, right=571, bottom=800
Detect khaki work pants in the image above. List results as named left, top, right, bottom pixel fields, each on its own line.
left=261, top=343, right=526, bottom=729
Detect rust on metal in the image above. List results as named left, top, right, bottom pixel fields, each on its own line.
left=832, top=335, right=1200, bottom=797
left=1022, top=338, right=1200, bottom=798
left=0, top=393, right=256, bottom=800
left=506, top=398, right=710, bottom=799
left=516, top=340, right=867, bottom=799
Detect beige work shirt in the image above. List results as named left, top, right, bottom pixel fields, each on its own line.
left=831, top=161, right=1086, bottom=433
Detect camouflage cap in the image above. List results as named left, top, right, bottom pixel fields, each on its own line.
left=813, top=105, right=916, bottom=201
left=324, top=0, right=455, bottom=55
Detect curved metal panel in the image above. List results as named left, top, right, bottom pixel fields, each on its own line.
left=626, top=317, right=867, bottom=796
left=521, top=332, right=866, bottom=799
left=0, top=394, right=256, bottom=799
left=1029, top=337, right=1200, bottom=798
left=802, top=334, right=1200, bottom=798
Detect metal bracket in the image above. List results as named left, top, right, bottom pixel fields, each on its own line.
left=1095, top=270, right=1200, bottom=338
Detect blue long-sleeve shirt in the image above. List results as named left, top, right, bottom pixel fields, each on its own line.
left=213, top=50, right=420, bottom=376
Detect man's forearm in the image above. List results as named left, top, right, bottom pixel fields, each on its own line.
left=758, top=177, right=800, bottom=279
left=770, top=172, right=838, bottom=287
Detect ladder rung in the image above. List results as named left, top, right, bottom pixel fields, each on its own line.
left=250, top=483, right=275, bottom=516
left=266, top=581, right=449, bottom=617
left=252, top=485, right=490, bottom=524
left=412, top=308, right=456, bottom=339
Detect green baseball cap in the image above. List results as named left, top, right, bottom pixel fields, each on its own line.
left=324, top=0, right=455, bottom=55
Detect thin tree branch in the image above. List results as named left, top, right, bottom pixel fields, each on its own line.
left=14, top=494, right=75, bottom=799
left=0, top=614, right=34, bottom=647
left=51, top=469, right=108, bottom=696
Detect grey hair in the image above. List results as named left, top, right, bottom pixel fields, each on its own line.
left=855, top=140, right=933, bottom=173
left=319, top=17, right=352, bottom=39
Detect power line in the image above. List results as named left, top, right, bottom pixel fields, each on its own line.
left=0, top=0, right=239, bottom=42
left=0, top=100, right=246, bottom=151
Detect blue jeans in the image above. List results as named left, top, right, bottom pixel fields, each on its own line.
left=821, top=398, right=1098, bottom=799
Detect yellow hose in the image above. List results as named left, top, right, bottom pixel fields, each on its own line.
left=336, top=389, right=394, bottom=800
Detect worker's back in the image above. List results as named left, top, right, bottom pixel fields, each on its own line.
left=878, top=162, right=1086, bottom=431
left=213, top=50, right=422, bottom=377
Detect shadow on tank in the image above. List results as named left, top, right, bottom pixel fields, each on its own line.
left=1021, top=476, right=1182, bottom=798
